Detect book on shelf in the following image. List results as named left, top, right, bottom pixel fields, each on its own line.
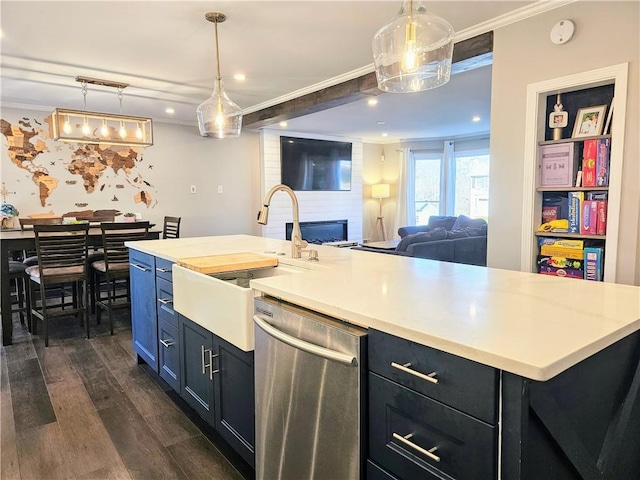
left=584, top=247, right=604, bottom=281
left=580, top=200, right=598, bottom=235
left=596, top=138, right=611, bottom=186
left=539, top=143, right=579, bottom=187
left=596, top=200, right=607, bottom=235
left=582, top=140, right=597, bottom=187
left=568, top=191, right=584, bottom=233
left=586, top=191, right=608, bottom=201
left=540, top=246, right=584, bottom=259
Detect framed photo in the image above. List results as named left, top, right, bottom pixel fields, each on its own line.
left=549, top=111, right=568, bottom=128
left=572, top=105, right=607, bottom=138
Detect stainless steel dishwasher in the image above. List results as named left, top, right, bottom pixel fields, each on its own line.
left=253, top=296, right=367, bottom=480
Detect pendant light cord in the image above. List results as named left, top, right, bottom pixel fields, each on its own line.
left=214, top=20, right=222, bottom=81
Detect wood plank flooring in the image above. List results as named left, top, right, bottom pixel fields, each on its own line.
left=1, top=308, right=246, bottom=480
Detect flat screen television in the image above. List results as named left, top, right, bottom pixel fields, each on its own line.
left=280, top=136, right=352, bottom=191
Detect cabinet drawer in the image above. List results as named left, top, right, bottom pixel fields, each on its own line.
left=155, top=257, right=174, bottom=282
left=369, top=329, right=497, bottom=424
left=129, top=249, right=155, bottom=272
left=369, top=372, right=497, bottom=480
left=156, top=277, right=177, bottom=327
left=158, top=318, right=180, bottom=392
left=367, top=460, right=400, bottom=480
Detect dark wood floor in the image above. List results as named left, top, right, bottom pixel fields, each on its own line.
left=1, top=306, right=245, bottom=480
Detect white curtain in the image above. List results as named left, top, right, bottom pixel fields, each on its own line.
left=392, top=148, right=415, bottom=238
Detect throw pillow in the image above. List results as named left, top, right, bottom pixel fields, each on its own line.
left=446, top=229, right=469, bottom=239
left=427, top=216, right=457, bottom=231
left=396, top=227, right=447, bottom=252
left=451, top=214, right=487, bottom=231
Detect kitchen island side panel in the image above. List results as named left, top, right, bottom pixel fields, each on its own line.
left=501, top=329, right=640, bottom=480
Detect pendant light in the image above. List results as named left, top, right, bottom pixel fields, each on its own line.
left=197, top=12, right=243, bottom=138
left=372, top=0, right=455, bottom=93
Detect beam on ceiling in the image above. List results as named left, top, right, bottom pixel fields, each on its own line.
left=243, top=31, right=493, bottom=129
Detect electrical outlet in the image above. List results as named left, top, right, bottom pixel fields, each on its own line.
left=217, top=185, right=223, bottom=194
left=190, top=185, right=196, bottom=194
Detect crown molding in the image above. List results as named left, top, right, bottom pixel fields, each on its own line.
left=244, top=0, right=577, bottom=115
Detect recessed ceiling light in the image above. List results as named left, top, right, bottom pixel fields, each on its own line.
left=472, top=115, right=481, bottom=122
left=377, top=121, right=386, bottom=125
left=234, top=73, right=246, bottom=81
left=368, top=98, right=378, bottom=106
left=165, top=107, right=175, bottom=114
left=382, top=133, right=388, bottom=137
left=279, top=121, right=288, bottom=128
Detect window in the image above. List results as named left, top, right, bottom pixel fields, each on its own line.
left=411, top=146, right=489, bottom=223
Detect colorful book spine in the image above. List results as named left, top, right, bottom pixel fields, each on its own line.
left=538, top=238, right=585, bottom=249
left=582, top=140, right=597, bottom=187
left=568, top=192, right=584, bottom=233
left=580, top=200, right=598, bottom=235
left=596, top=138, right=611, bottom=186
left=584, top=247, right=603, bottom=281
left=596, top=200, right=607, bottom=235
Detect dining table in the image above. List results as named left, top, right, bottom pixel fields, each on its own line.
left=1, top=227, right=160, bottom=345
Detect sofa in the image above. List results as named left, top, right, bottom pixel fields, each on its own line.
left=354, top=215, right=488, bottom=266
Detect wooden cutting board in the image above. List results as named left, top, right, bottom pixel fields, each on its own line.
left=177, top=252, right=278, bottom=274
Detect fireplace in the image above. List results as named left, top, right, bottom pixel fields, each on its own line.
left=285, top=220, right=348, bottom=245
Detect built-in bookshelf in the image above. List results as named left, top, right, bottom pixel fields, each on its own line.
left=521, top=64, right=629, bottom=283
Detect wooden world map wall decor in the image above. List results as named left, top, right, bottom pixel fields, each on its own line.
left=1, top=116, right=158, bottom=209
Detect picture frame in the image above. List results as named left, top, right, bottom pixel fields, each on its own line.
left=572, top=105, right=607, bottom=138
left=549, top=111, right=568, bottom=128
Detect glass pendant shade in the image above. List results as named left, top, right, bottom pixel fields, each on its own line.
left=372, top=0, right=454, bottom=93
left=197, top=78, right=243, bottom=138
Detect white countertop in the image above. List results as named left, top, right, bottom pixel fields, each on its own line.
left=128, top=235, right=640, bottom=381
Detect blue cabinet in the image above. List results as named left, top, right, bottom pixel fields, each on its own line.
left=179, top=315, right=255, bottom=467
left=179, top=314, right=215, bottom=424
left=129, top=250, right=158, bottom=370
left=158, top=317, right=180, bottom=391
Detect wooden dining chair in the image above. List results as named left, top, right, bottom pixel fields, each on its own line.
left=26, top=223, right=89, bottom=346
left=162, top=216, right=181, bottom=239
left=91, top=222, right=150, bottom=334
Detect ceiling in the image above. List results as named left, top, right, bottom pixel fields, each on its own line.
left=1, top=1, right=542, bottom=143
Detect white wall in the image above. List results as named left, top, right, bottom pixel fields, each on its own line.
left=0, top=107, right=262, bottom=238
left=489, top=1, right=639, bottom=285
left=259, top=129, right=363, bottom=242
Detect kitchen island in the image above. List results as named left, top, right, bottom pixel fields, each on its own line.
left=127, top=234, right=640, bottom=480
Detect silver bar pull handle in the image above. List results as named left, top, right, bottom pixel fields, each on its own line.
left=210, top=352, right=219, bottom=379
left=391, top=362, right=439, bottom=384
left=392, top=432, right=441, bottom=463
left=129, top=263, right=149, bottom=272
left=201, top=345, right=208, bottom=374
left=158, top=298, right=173, bottom=305
left=254, top=315, right=357, bottom=366
left=156, top=267, right=171, bottom=273
left=159, top=338, right=174, bottom=348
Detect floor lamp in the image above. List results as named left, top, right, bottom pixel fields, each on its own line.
left=372, top=183, right=390, bottom=241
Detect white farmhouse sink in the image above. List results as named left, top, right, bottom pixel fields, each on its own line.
left=172, top=263, right=303, bottom=351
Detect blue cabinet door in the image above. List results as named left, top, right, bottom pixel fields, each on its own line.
left=179, top=315, right=215, bottom=424
left=158, top=317, right=180, bottom=391
left=213, top=335, right=255, bottom=467
left=129, top=250, right=158, bottom=370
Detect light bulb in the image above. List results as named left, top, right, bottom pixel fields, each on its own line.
left=63, top=115, right=72, bottom=134
left=82, top=118, right=91, bottom=135
left=401, top=21, right=418, bottom=73
left=101, top=120, right=109, bottom=137
left=119, top=122, right=127, bottom=139
left=135, top=124, right=143, bottom=139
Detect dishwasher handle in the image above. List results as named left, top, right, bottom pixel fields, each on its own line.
left=254, top=315, right=358, bottom=367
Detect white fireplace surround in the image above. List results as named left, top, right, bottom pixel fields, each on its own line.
left=259, top=129, right=363, bottom=242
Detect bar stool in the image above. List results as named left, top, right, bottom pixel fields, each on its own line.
left=92, top=222, right=150, bottom=334
left=9, top=260, right=31, bottom=329
left=26, top=223, right=89, bottom=346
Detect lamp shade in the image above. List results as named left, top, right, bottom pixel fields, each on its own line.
left=371, top=183, right=391, bottom=199
left=372, top=0, right=454, bottom=93
left=197, top=78, right=243, bottom=138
